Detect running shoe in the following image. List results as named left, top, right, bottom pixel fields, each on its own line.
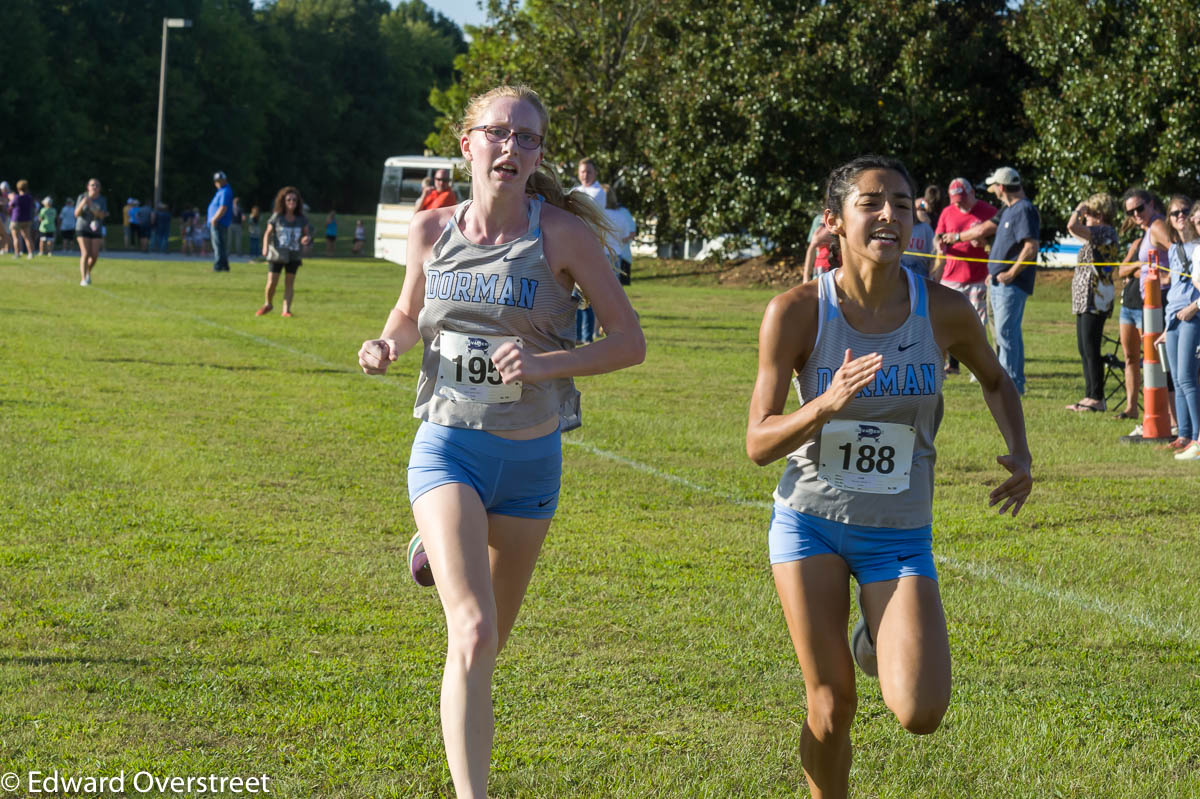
left=255, top=304, right=273, bottom=316
left=407, top=532, right=434, bottom=587
left=850, top=584, right=878, bottom=678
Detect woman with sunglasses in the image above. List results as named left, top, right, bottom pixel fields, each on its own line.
left=1154, top=195, right=1200, bottom=456
left=1114, top=189, right=1171, bottom=420
left=747, top=155, right=1031, bottom=799
left=358, top=85, right=644, bottom=799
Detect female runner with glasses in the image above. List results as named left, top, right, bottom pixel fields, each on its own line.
left=746, top=155, right=1032, bottom=799
left=358, top=84, right=644, bottom=799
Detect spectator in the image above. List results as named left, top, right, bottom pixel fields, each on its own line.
left=59, top=197, right=76, bottom=252
left=416, top=169, right=458, bottom=211
left=903, top=203, right=936, bottom=278
left=1064, top=193, right=1119, bottom=413
left=37, top=196, right=56, bottom=255
left=604, top=185, right=636, bottom=285
left=258, top=186, right=312, bottom=318
left=573, top=158, right=606, bottom=209
left=247, top=205, right=262, bottom=260
left=208, top=171, right=234, bottom=271
left=955, top=167, right=1039, bottom=394
left=1156, top=195, right=1200, bottom=456
left=74, top=178, right=108, bottom=285
left=0, top=182, right=12, bottom=254
left=122, top=198, right=135, bottom=248
left=351, top=219, right=366, bottom=255
left=324, top=210, right=338, bottom=255
left=191, top=213, right=209, bottom=256
left=152, top=202, right=172, bottom=253
left=135, top=201, right=152, bottom=252
left=934, top=177, right=997, bottom=375
left=1114, top=188, right=1171, bottom=420
left=9, top=180, right=37, bottom=259
left=803, top=216, right=839, bottom=282
left=230, top=197, right=244, bottom=255
left=180, top=208, right=194, bottom=256
left=916, top=183, right=943, bottom=227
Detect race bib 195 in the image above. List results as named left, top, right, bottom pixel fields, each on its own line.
left=433, top=331, right=522, bottom=404
left=817, top=419, right=916, bottom=494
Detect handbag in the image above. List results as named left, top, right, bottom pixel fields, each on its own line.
left=1092, top=266, right=1115, bottom=314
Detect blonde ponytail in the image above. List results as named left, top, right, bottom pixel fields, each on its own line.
left=459, top=84, right=615, bottom=255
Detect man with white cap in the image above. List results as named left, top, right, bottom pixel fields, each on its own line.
left=949, top=167, right=1040, bottom=394
left=208, top=171, right=234, bottom=272
left=934, top=177, right=998, bottom=374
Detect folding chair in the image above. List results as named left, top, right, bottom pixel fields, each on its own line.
left=1100, top=333, right=1127, bottom=408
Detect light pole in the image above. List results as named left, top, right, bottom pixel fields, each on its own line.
left=153, top=17, right=192, bottom=212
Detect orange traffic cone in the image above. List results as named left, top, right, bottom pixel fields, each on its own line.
left=1140, top=250, right=1171, bottom=440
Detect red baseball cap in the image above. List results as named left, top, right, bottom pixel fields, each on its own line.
left=948, top=177, right=971, bottom=196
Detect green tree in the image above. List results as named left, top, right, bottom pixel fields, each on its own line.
left=1009, top=0, right=1200, bottom=228
left=431, top=0, right=1029, bottom=254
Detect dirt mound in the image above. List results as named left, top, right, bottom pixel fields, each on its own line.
left=716, top=254, right=807, bottom=288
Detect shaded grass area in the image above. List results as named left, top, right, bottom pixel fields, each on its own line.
left=0, top=256, right=1197, bottom=797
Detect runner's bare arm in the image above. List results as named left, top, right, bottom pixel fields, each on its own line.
left=358, top=208, right=448, bottom=374
left=929, top=283, right=1032, bottom=515
left=746, top=287, right=883, bottom=465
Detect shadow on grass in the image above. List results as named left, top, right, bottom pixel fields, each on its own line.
left=94, top=357, right=344, bottom=375
left=0, top=654, right=152, bottom=667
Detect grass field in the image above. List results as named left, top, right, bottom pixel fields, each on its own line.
left=2, top=254, right=1198, bottom=798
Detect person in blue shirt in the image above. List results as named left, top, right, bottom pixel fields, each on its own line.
left=956, top=166, right=1040, bottom=394
left=208, top=171, right=234, bottom=271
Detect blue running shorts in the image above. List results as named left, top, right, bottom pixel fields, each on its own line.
left=407, top=421, right=562, bottom=518
left=768, top=503, right=937, bottom=584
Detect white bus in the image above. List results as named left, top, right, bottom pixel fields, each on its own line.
left=375, top=155, right=469, bottom=265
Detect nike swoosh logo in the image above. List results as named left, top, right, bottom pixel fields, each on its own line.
left=502, top=254, right=522, bottom=262
left=898, top=342, right=917, bottom=351
left=896, top=553, right=920, bottom=561
left=538, top=497, right=554, bottom=507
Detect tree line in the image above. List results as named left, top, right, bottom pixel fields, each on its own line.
left=2, top=0, right=466, bottom=216
left=428, top=0, right=1200, bottom=253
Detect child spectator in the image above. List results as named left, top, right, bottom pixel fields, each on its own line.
left=351, top=219, right=365, bottom=255
left=37, top=197, right=56, bottom=255
left=247, top=206, right=262, bottom=260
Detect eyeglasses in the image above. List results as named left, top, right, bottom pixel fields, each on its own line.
left=469, top=125, right=543, bottom=150
left=1124, top=203, right=1146, bottom=217
left=1169, top=209, right=1189, bottom=218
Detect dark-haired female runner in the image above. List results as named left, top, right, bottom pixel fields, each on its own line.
left=747, top=155, right=1032, bottom=799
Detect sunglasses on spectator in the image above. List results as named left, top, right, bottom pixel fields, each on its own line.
left=1169, top=208, right=1189, bottom=218
left=434, top=176, right=449, bottom=182
left=1124, top=203, right=1146, bottom=217
left=469, top=125, right=543, bottom=150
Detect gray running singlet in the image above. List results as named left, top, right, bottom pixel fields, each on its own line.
left=774, top=268, right=944, bottom=528
left=413, top=197, right=581, bottom=431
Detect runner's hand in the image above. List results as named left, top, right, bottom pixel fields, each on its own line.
left=491, top=341, right=544, bottom=384
left=359, top=338, right=397, bottom=374
left=823, top=348, right=883, bottom=415
left=989, top=454, right=1032, bottom=517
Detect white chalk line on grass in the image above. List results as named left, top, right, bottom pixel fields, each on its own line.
left=61, top=273, right=1200, bottom=644
left=564, top=439, right=1200, bottom=644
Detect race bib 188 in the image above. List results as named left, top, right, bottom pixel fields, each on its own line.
left=817, top=419, right=916, bottom=494
left=433, top=331, right=522, bottom=404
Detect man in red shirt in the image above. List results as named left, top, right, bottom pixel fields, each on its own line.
left=416, top=170, right=458, bottom=211
left=934, top=177, right=997, bottom=374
